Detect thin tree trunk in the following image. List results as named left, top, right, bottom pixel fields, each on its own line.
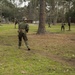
left=37, top=0, right=46, bottom=34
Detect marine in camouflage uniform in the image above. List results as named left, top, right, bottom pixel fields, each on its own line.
left=18, top=19, right=30, bottom=50
left=68, top=17, right=71, bottom=31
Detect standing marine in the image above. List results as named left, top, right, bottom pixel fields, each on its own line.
left=68, top=17, right=71, bottom=31
left=18, top=18, right=30, bottom=51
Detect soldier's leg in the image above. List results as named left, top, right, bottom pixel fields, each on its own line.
left=18, top=33, right=22, bottom=48
left=25, top=41, right=30, bottom=48
left=68, top=23, right=71, bottom=31
left=23, top=34, right=30, bottom=50
left=63, top=26, right=65, bottom=31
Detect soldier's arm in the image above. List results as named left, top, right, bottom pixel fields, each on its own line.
left=18, top=24, right=20, bottom=33
left=25, top=24, right=29, bottom=33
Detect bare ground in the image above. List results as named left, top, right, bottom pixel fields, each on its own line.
left=28, top=33, right=75, bottom=67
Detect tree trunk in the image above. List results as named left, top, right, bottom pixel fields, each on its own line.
left=37, top=0, right=46, bottom=34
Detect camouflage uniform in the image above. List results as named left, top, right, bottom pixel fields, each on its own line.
left=18, top=21, right=30, bottom=50
left=61, top=23, right=65, bottom=31
left=68, top=17, right=71, bottom=31
left=14, top=18, right=18, bottom=28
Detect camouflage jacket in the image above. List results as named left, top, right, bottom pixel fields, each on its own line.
left=18, top=22, right=29, bottom=33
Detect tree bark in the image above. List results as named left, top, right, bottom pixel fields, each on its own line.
left=37, top=0, right=46, bottom=34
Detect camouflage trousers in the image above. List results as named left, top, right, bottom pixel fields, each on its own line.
left=18, top=32, right=29, bottom=49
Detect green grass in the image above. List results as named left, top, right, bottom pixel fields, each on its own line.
left=0, top=23, right=75, bottom=75
left=46, top=23, right=75, bottom=33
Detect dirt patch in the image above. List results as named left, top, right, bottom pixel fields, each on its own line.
left=29, top=33, right=75, bottom=67
left=64, top=57, right=75, bottom=66
left=30, top=49, right=75, bottom=67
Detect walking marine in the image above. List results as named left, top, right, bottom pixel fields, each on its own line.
left=18, top=19, right=30, bottom=51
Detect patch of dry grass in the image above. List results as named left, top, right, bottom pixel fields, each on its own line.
left=28, top=33, right=75, bottom=66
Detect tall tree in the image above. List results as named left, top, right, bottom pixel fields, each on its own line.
left=27, top=0, right=38, bottom=20
left=65, top=0, right=73, bottom=31
left=0, top=0, right=16, bottom=21
left=37, top=0, right=46, bottom=34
